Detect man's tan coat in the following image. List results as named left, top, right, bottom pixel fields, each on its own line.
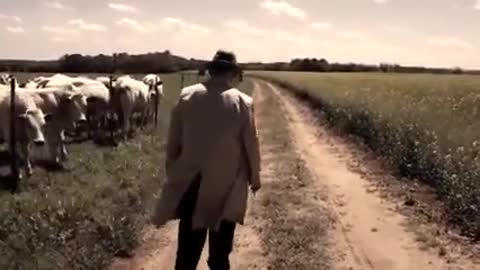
left=152, top=83, right=261, bottom=230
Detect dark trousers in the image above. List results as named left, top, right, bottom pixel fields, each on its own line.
left=175, top=175, right=236, bottom=270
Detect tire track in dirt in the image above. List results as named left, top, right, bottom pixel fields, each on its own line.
left=108, top=223, right=179, bottom=270
left=260, top=80, right=477, bottom=270
left=110, top=217, right=266, bottom=270
left=251, top=81, right=333, bottom=269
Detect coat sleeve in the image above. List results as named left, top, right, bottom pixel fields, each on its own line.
left=166, top=101, right=182, bottom=172
left=151, top=100, right=184, bottom=227
left=241, top=101, right=261, bottom=188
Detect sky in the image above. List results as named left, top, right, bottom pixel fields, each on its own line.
left=1, top=0, right=480, bottom=69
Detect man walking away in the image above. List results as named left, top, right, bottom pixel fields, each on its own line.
left=151, top=50, right=261, bottom=270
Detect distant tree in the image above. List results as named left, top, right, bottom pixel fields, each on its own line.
left=452, top=67, right=463, bottom=74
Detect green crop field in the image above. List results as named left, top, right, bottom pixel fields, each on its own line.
left=252, top=71, right=480, bottom=239
left=0, top=72, right=252, bottom=269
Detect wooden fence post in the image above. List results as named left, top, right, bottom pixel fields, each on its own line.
left=108, top=75, right=117, bottom=145
left=9, top=76, right=20, bottom=185
left=112, top=53, right=117, bottom=74
left=154, top=77, right=159, bottom=128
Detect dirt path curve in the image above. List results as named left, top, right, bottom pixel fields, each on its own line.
left=260, top=80, right=477, bottom=270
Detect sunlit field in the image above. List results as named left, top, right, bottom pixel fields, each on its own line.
left=252, top=71, right=480, bottom=238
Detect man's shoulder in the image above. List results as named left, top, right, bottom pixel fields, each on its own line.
left=179, top=83, right=206, bottom=99
left=225, top=88, right=253, bottom=106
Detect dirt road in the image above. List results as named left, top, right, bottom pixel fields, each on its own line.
left=261, top=80, right=478, bottom=270
left=110, top=80, right=478, bottom=270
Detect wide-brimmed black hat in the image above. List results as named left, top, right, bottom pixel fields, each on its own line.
left=206, top=50, right=240, bottom=72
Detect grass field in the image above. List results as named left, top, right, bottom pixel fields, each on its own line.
left=251, top=71, right=480, bottom=239
left=0, top=72, right=252, bottom=270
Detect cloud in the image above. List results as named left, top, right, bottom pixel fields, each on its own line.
left=273, top=30, right=298, bottom=42
left=50, top=36, right=70, bottom=43
left=108, top=3, right=137, bottom=12
left=383, top=25, right=409, bottom=33
left=259, top=0, right=307, bottom=20
left=41, top=25, right=79, bottom=35
left=45, top=1, right=68, bottom=10
left=162, top=17, right=212, bottom=34
left=162, top=17, right=183, bottom=24
left=427, top=37, right=474, bottom=49
left=116, top=18, right=151, bottom=33
left=340, top=30, right=367, bottom=39
left=41, top=19, right=106, bottom=38
left=272, top=30, right=316, bottom=45
left=69, top=19, right=107, bottom=32
left=12, top=16, right=22, bottom=23
left=475, top=0, right=480, bottom=10
left=224, top=20, right=268, bottom=35
left=6, top=26, right=24, bottom=34
left=311, top=22, right=333, bottom=31
left=0, top=14, right=22, bottom=23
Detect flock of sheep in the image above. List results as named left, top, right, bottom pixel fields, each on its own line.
left=0, top=73, right=163, bottom=179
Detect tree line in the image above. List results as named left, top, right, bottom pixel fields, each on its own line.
left=241, top=58, right=475, bottom=74
left=0, top=52, right=477, bottom=75
left=0, top=51, right=208, bottom=74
